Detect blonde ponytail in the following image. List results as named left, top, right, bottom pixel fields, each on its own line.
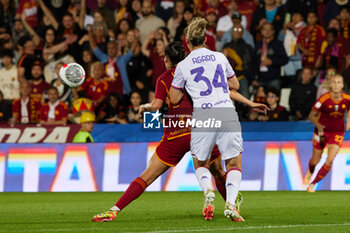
left=186, top=18, right=207, bottom=47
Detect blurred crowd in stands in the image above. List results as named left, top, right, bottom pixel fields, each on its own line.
left=0, top=0, right=350, bottom=124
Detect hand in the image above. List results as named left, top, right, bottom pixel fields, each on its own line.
left=258, top=18, right=267, bottom=28
left=317, top=124, right=325, bottom=136
left=108, top=29, right=115, bottom=39
left=296, top=110, right=303, bottom=119
left=261, top=58, right=272, bottom=66
left=66, top=34, right=78, bottom=44
left=257, top=114, right=268, bottom=122
left=148, top=31, right=155, bottom=40
left=105, top=117, right=117, bottom=122
left=138, top=104, right=148, bottom=118
left=20, top=12, right=26, bottom=22
left=136, top=80, right=144, bottom=90
left=249, top=102, right=270, bottom=114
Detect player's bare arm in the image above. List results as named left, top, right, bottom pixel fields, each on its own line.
left=347, top=109, right=350, bottom=131
left=229, top=90, right=270, bottom=114
left=308, top=109, right=325, bottom=136
left=227, top=75, right=240, bottom=91
left=138, top=99, right=164, bottom=117
left=169, top=87, right=184, bottom=105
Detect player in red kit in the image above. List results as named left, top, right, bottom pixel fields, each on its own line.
left=304, top=74, right=350, bottom=192
left=92, top=42, right=267, bottom=222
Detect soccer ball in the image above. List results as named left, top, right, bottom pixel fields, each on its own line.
left=59, top=63, right=86, bottom=88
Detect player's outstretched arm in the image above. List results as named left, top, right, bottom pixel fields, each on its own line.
left=308, top=109, right=325, bottom=136
left=229, top=90, right=270, bottom=114
left=138, top=99, right=164, bottom=117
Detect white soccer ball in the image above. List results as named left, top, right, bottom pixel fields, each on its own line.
left=59, top=63, right=86, bottom=88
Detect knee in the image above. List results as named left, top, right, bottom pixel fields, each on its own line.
left=209, top=166, right=224, bottom=179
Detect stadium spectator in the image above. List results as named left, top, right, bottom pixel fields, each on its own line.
left=316, top=28, right=347, bottom=73
left=0, top=90, right=12, bottom=123
left=0, top=49, right=19, bottom=100
left=223, top=23, right=253, bottom=98
left=156, top=0, right=175, bottom=22
left=205, top=8, right=218, bottom=35
left=250, top=0, right=285, bottom=41
left=129, top=0, right=143, bottom=28
left=167, top=0, right=185, bottom=39
left=127, top=91, right=143, bottom=123
left=17, top=36, right=38, bottom=82
left=50, top=62, right=72, bottom=104
left=216, top=0, right=248, bottom=40
left=279, top=11, right=305, bottom=81
left=89, top=33, right=135, bottom=96
left=136, top=0, right=165, bottom=43
left=258, top=87, right=289, bottom=121
left=297, top=11, right=326, bottom=73
left=73, top=111, right=95, bottom=143
left=317, top=66, right=336, bottom=98
left=15, top=0, right=39, bottom=28
left=81, top=49, right=95, bottom=79
left=236, top=0, right=258, bottom=30
left=12, top=81, right=41, bottom=124
left=97, top=93, right=127, bottom=123
left=174, top=6, right=194, bottom=42
left=252, top=22, right=288, bottom=89
left=285, top=0, right=318, bottom=20
left=142, top=31, right=167, bottom=99
left=12, top=17, right=28, bottom=46
left=114, top=0, right=130, bottom=25
left=323, top=0, right=350, bottom=26
left=220, top=12, right=255, bottom=50
left=91, top=0, right=116, bottom=31
left=39, top=87, right=69, bottom=125
left=29, top=61, right=50, bottom=102
left=116, top=19, right=131, bottom=37
left=90, top=20, right=109, bottom=52
left=79, top=61, right=109, bottom=110
left=289, top=67, right=317, bottom=120
left=127, top=41, right=153, bottom=102
left=199, top=0, right=228, bottom=19
left=248, top=85, right=267, bottom=121
left=339, top=6, right=350, bottom=40
left=0, top=0, right=16, bottom=33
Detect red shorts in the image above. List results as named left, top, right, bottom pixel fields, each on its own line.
left=312, top=132, right=344, bottom=150
left=156, top=133, right=221, bottom=166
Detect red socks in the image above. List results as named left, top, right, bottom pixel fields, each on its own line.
left=311, top=164, right=331, bottom=185
left=308, top=160, right=316, bottom=173
left=215, top=173, right=227, bottom=201
left=115, top=177, right=147, bottom=211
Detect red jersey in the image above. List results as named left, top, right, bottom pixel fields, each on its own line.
left=39, top=101, right=69, bottom=122
left=81, top=77, right=109, bottom=101
left=312, top=92, right=350, bottom=133
left=12, top=97, right=41, bottom=123
left=16, top=0, right=39, bottom=28
left=150, top=51, right=167, bottom=87
left=297, top=25, right=326, bottom=68
left=103, top=61, right=123, bottom=95
left=154, top=67, right=193, bottom=140
left=30, top=80, right=50, bottom=101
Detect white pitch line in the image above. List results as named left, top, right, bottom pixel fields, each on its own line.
left=127, top=223, right=350, bottom=233
left=1, top=223, right=350, bottom=233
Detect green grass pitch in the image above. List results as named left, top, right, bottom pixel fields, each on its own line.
left=0, top=191, right=350, bottom=233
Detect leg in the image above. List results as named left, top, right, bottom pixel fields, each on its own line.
left=225, top=154, right=242, bottom=206
left=209, top=159, right=226, bottom=201
left=304, top=147, right=323, bottom=185
left=92, top=154, right=169, bottom=222
left=309, top=144, right=340, bottom=191
left=115, top=154, right=169, bottom=210
left=224, top=154, right=244, bottom=222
